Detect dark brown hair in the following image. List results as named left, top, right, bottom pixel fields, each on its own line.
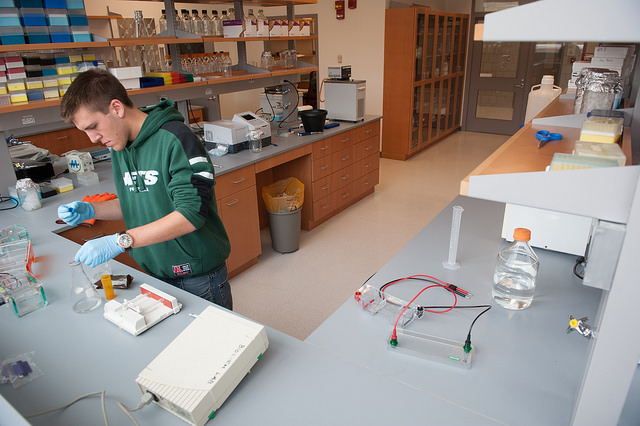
left=60, top=69, right=134, bottom=122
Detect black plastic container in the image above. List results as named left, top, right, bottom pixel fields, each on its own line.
left=299, top=109, right=328, bottom=133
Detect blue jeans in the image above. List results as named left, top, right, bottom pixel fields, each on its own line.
left=158, top=264, right=233, bottom=310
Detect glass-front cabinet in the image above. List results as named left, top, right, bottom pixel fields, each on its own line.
left=382, top=6, right=469, bottom=160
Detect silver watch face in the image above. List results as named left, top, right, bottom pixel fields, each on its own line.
left=118, top=233, right=133, bottom=248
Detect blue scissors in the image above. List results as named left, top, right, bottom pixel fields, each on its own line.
left=535, top=130, right=562, bottom=148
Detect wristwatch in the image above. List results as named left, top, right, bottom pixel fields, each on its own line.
left=117, top=231, right=133, bottom=251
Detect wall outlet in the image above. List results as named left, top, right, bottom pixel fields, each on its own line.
left=337, top=54, right=343, bottom=64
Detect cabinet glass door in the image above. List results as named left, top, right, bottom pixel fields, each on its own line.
left=439, top=78, right=449, bottom=132
left=453, top=17, right=461, bottom=74
left=425, top=14, right=435, bottom=79
left=459, top=18, right=468, bottom=72
left=435, top=15, right=444, bottom=77
left=432, top=80, right=440, bottom=136
left=411, top=85, right=421, bottom=149
left=415, top=13, right=425, bottom=82
left=421, top=82, right=432, bottom=143
left=443, top=16, right=453, bottom=76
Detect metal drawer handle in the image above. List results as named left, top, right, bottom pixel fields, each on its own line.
left=321, top=185, right=330, bottom=190
left=341, top=155, right=350, bottom=161
left=321, top=165, right=329, bottom=170
left=225, top=198, right=240, bottom=206
left=341, top=174, right=350, bottom=180
left=341, top=192, right=350, bottom=198
left=340, top=138, right=350, bottom=143
left=364, top=145, right=373, bottom=150
left=232, top=177, right=246, bottom=184
left=320, top=145, right=329, bottom=150
left=56, top=135, right=69, bottom=140
left=322, top=204, right=331, bottom=210
left=364, top=129, right=373, bottom=134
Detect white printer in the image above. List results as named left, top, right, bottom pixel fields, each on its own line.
left=203, top=112, right=271, bottom=153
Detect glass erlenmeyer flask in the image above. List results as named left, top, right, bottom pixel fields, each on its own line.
left=70, top=261, right=102, bottom=313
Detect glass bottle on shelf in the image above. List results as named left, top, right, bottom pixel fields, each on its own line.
left=191, top=9, right=203, bottom=35
left=201, top=10, right=212, bottom=36
left=213, top=10, right=224, bottom=36
left=223, top=51, right=233, bottom=77
left=174, top=9, right=181, bottom=32
left=256, top=9, right=268, bottom=37
left=227, top=8, right=235, bottom=20
left=245, top=9, right=257, bottom=37
left=221, top=10, right=229, bottom=21
left=159, top=9, right=167, bottom=34
left=181, top=9, right=192, bottom=33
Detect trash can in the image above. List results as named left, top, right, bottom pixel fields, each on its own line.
left=262, top=178, right=304, bottom=253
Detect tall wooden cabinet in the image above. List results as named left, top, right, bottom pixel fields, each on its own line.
left=382, top=7, right=469, bottom=160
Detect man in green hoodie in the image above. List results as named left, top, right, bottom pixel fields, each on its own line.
left=57, top=69, right=232, bottom=310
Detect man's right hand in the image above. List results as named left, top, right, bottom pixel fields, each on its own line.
left=57, top=201, right=95, bottom=226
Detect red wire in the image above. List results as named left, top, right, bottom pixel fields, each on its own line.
left=391, top=281, right=457, bottom=340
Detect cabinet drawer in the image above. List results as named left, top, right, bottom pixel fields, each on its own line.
left=311, top=155, right=333, bottom=181
left=312, top=137, right=333, bottom=159
left=313, top=194, right=336, bottom=221
left=331, top=145, right=355, bottom=170
left=331, top=129, right=357, bottom=152
left=331, top=164, right=356, bottom=190
left=355, top=151, right=380, bottom=177
left=27, top=127, right=93, bottom=156
left=215, top=165, right=256, bottom=199
left=358, top=120, right=380, bottom=141
left=355, top=136, right=380, bottom=159
left=312, top=176, right=332, bottom=202
left=357, top=169, right=380, bottom=195
left=331, top=182, right=356, bottom=209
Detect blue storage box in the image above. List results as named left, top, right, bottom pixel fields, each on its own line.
left=20, top=8, right=46, bottom=26
left=45, top=8, right=68, bottom=26
left=53, top=53, right=68, bottom=63
left=26, top=88, right=44, bottom=101
left=0, top=8, right=21, bottom=26
left=0, top=26, right=25, bottom=44
left=41, top=66, right=56, bottom=75
left=25, top=25, right=49, bottom=43
left=16, top=0, right=42, bottom=7
left=65, top=0, right=83, bottom=8
left=68, top=9, right=87, bottom=26
left=140, top=76, right=165, bottom=88
left=70, top=26, right=90, bottom=42
left=49, top=27, right=70, bottom=42
left=43, top=0, right=65, bottom=8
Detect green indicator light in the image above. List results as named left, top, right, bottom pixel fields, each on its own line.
left=448, top=355, right=460, bottom=361
left=208, top=410, right=216, bottom=419
left=390, top=338, right=398, bottom=347
left=257, top=353, right=262, bottom=360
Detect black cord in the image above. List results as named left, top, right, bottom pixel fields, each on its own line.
left=186, top=100, right=203, bottom=130
left=573, top=256, right=586, bottom=279
left=0, top=196, right=19, bottom=211
left=279, top=80, right=299, bottom=128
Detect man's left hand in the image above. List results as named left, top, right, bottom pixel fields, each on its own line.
left=75, top=233, right=124, bottom=268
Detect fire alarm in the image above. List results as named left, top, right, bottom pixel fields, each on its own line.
left=348, top=0, right=357, bottom=9
left=335, top=0, right=345, bottom=19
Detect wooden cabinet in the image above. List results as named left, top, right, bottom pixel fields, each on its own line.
left=215, top=165, right=261, bottom=277
left=308, top=119, right=380, bottom=228
left=25, top=127, right=94, bottom=156
left=382, top=7, right=469, bottom=160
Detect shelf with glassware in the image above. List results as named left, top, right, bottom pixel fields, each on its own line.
left=382, top=6, right=469, bottom=160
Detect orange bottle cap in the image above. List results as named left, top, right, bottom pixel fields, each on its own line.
left=513, top=228, right=531, bottom=241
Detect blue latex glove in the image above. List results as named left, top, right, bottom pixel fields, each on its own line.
left=58, top=201, right=95, bottom=226
left=75, top=233, right=124, bottom=268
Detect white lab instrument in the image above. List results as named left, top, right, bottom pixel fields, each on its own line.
left=203, top=120, right=247, bottom=153
left=232, top=111, right=271, bottom=140
left=103, top=284, right=181, bottom=335
left=135, top=305, right=269, bottom=426
left=324, top=79, right=366, bottom=122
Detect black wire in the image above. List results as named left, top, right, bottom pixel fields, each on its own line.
left=186, top=100, right=203, bottom=130
left=0, top=196, right=19, bottom=211
left=573, top=256, right=586, bottom=279
left=278, top=80, right=299, bottom=128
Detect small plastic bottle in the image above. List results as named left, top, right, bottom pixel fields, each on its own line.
left=223, top=51, right=233, bottom=77
left=492, top=228, right=539, bottom=310
left=181, top=9, right=192, bottom=33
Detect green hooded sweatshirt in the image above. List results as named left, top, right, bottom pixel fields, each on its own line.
left=111, top=100, right=230, bottom=279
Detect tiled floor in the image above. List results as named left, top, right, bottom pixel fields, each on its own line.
left=231, top=130, right=509, bottom=340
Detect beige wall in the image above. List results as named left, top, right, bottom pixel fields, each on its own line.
left=84, top=0, right=471, bottom=118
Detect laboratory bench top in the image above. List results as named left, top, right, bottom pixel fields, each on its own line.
left=1, top=166, right=638, bottom=424
left=201, top=115, right=382, bottom=175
